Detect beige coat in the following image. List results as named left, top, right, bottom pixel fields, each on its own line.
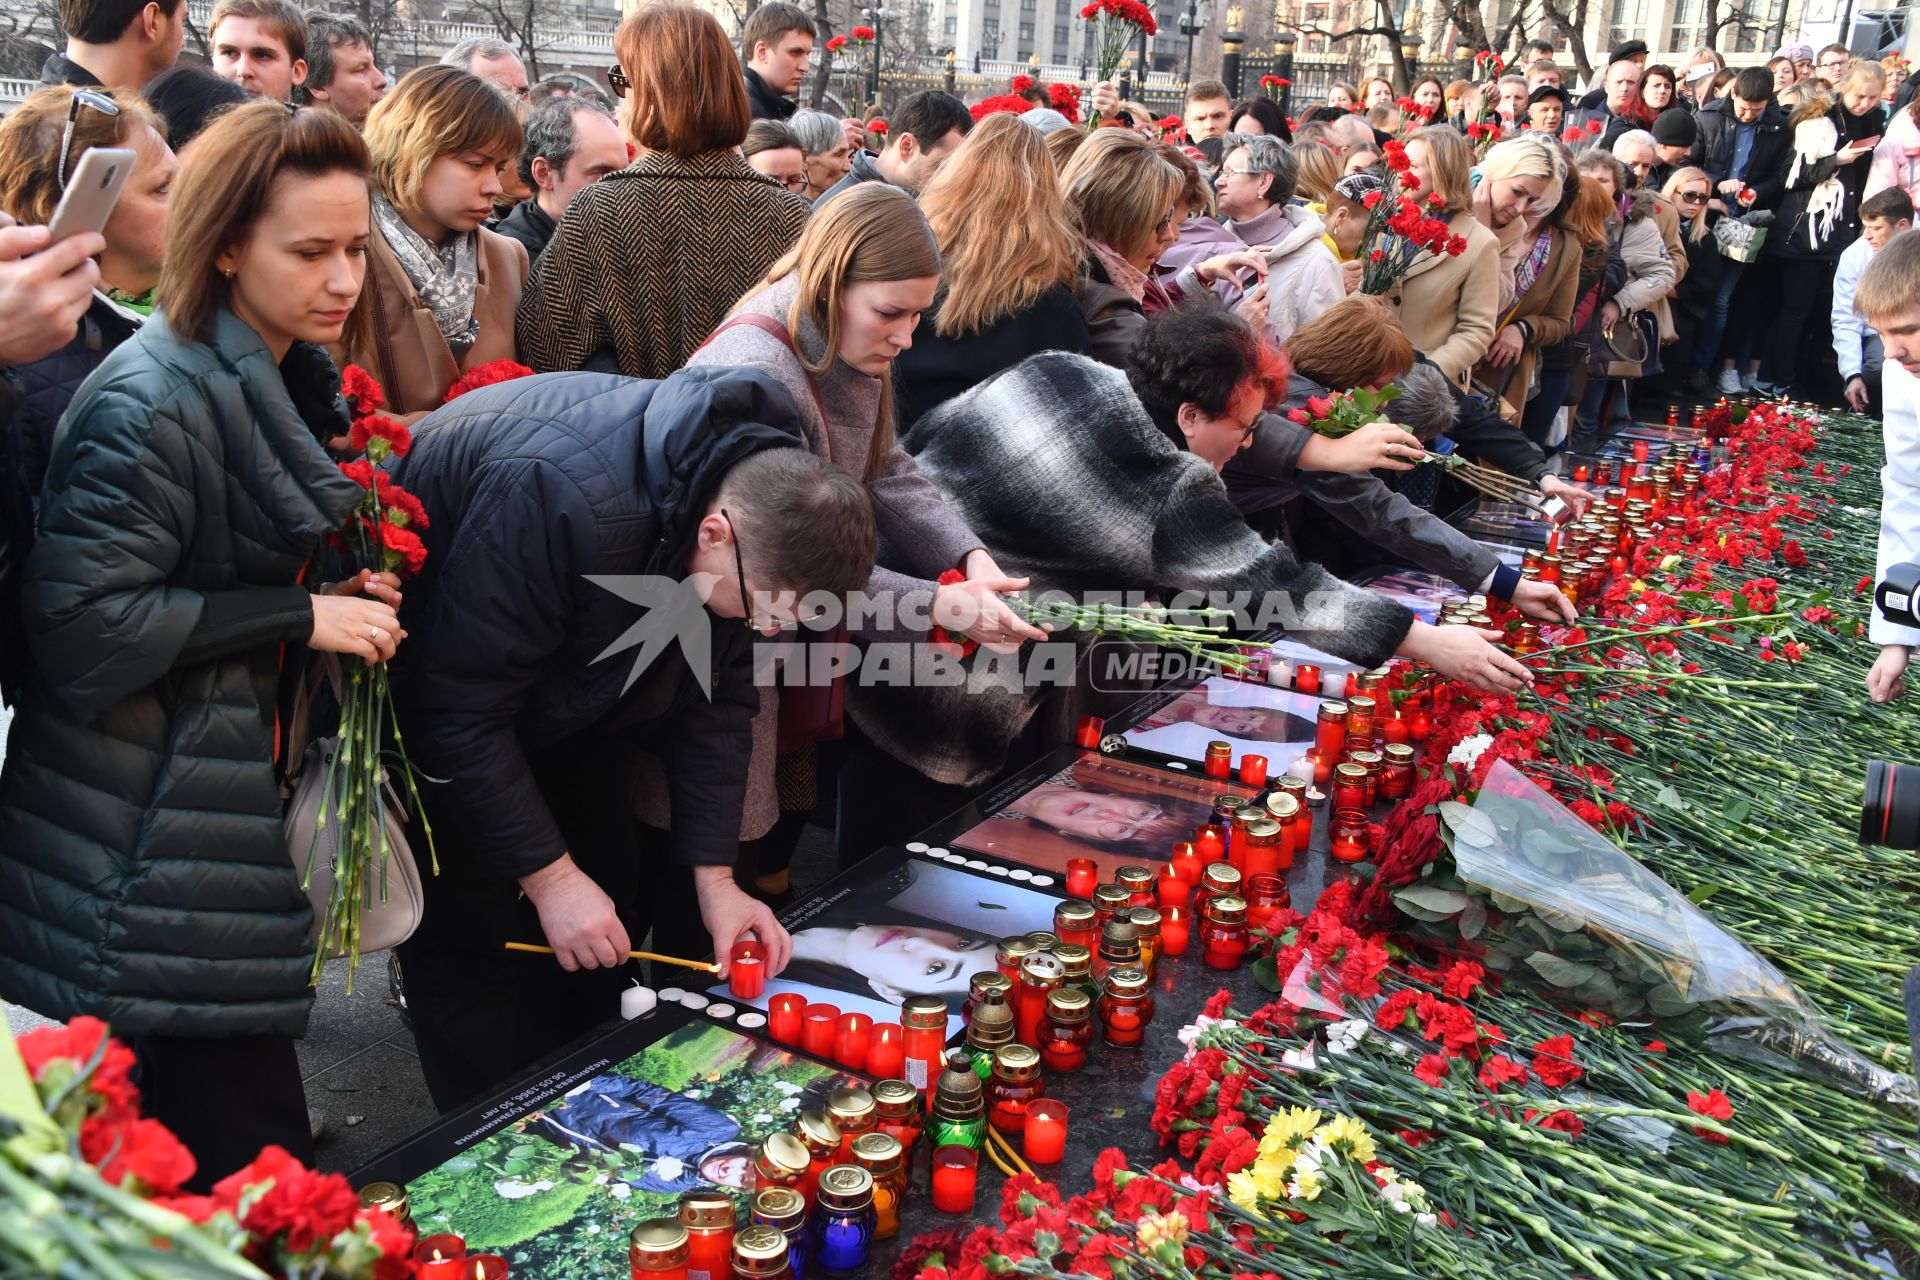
left=1471, top=225, right=1580, bottom=424
left=333, top=224, right=528, bottom=421
left=1382, top=213, right=1501, bottom=386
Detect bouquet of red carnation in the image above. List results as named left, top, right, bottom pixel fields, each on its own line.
left=1079, top=0, right=1156, bottom=127
left=1260, top=73, right=1290, bottom=98
left=970, top=92, right=1034, bottom=121
left=826, top=32, right=846, bottom=52
left=1465, top=117, right=1505, bottom=159
left=1154, top=114, right=1184, bottom=139
left=1011, top=73, right=1034, bottom=92
left=1, top=1016, right=415, bottom=1278
left=1473, top=48, right=1504, bottom=77
left=1049, top=80, right=1082, bottom=122
left=445, top=358, right=534, bottom=405
left=305, top=367, right=441, bottom=984
left=1353, top=141, right=1469, bottom=296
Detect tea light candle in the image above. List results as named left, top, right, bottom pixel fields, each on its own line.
left=418, top=1259, right=468, bottom=1280
left=867, top=1023, right=906, bottom=1080
left=931, top=1145, right=979, bottom=1214
left=1159, top=905, right=1190, bottom=956
left=834, top=1013, right=873, bottom=1072
left=413, top=1236, right=466, bottom=1268
left=1238, top=754, right=1267, bottom=787
left=802, top=1003, right=840, bottom=1058
left=1064, top=857, right=1098, bottom=899
left=768, top=993, right=806, bottom=1045
left=1267, top=658, right=1291, bottom=688
left=1294, top=663, right=1321, bottom=694
left=465, top=1258, right=508, bottom=1280
left=1022, top=1100, right=1068, bottom=1166
left=620, top=983, right=657, bottom=1021
left=730, top=941, right=765, bottom=1001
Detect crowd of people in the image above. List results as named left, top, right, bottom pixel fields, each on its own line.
left=0, top=0, right=1916, bottom=1196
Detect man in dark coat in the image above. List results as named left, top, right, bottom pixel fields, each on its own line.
left=385, top=365, right=877, bottom=1110
left=42, top=0, right=188, bottom=90
left=817, top=90, right=972, bottom=205
left=1691, top=67, right=1793, bottom=211
left=741, top=1, right=813, bottom=120
left=495, top=95, right=629, bottom=263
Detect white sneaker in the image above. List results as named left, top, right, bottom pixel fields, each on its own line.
left=1740, top=368, right=1760, bottom=393
left=1715, top=367, right=1744, bottom=395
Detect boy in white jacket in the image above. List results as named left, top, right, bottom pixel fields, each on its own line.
left=1832, top=188, right=1914, bottom=414
left=1862, top=229, right=1920, bottom=703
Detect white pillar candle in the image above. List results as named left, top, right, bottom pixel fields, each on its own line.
left=1268, top=659, right=1291, bottom=689
left=620, top=984, right=657, bottom=1020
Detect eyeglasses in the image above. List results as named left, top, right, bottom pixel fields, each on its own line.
left=1155, top=206, right=1179, bottom=232
left=779, top=173, right=809, bottom=192
left=1221, top=163, right=1254, bottom=177
left=606, top=64, right=629, bottom=98
left=1676, top=190, right=1708, bottom=205
left=58, top=89, right=120, bottom=191
left=722, top=508, right=826, bottom=631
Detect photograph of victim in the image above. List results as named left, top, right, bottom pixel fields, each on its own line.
left=1120, top=677, right=1321, bottom=769
left=705, top=856, right=1061, bottom=1024
left=948, top=752, right=1256, bottom=881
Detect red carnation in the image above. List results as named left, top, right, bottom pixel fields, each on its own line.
left=1012, top=74, right=1034, bottom=92
left=81, top=1116, right=197, bottom=1195
left=443, top=358, right=535, bottom=404
left=1586, top=119, right=1604, bottom=134
left=970, top=94, right=1034, bottom=121
left=851, top=24, right=875, bottom=38
left=1687, top=1088, right=1734, bottom=1143
left=339, top=364, right=386, bottom=420
left=1529, top=1034, right=1584, bottom=1087
left=381, top=523, right=428, bottom=576
left=1476, top=1053, right=1529, bottom=1092
left=1413, top=1052, right=1451, bottom=1087
left=1528, top=1108, right=1584, bottom=1140
left=869, top=119, right=888, bottom=134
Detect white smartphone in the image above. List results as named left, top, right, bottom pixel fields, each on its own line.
left=46, top=147, right=135, bottom=245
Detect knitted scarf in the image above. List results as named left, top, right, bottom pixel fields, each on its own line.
left=373, top=194, right=480, bottom=355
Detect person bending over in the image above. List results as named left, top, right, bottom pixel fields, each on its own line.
left=386, top=365, right=876, bottom=1110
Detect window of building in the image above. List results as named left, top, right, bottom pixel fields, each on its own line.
left=1606, top=0, right=1647, bottom=48
left=945, top=15, right=957, bottom=34
left=1054, top=22, right=1069, bottom=43
left=1019, top=20, right=1033, bottom=37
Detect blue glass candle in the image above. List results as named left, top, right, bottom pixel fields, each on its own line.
left=806, top=1166, right=875, bottom=1276
left=749, top=1187, right=808, bottom=1280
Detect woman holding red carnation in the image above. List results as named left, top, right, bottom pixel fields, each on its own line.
left=0, top=106, right=405, bottom=1188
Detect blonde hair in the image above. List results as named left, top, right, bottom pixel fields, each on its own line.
left=1293, top=140, right=1341, bottom=204
left=1856, top=223, right=1920, bottom=322
left=0, top=86, right=164, bottom=229
left=364, top=65, right=522, bottom=210
left=1405, top=124, right=1474, bottom=214
left=1059, top=128, right=1183, bottom=261
left=751, top=183, right=941, bottom=478
left=1660, top=165, right=1714, bottom=243
left=920, top=114, right=1080, bottom=339
left=1841, top=59, right=1887, bottom=97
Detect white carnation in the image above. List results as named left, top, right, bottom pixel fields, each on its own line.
left=1446, top=733, right=1494, bottom=768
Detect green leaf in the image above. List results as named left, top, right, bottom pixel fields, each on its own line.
left=1654, top=785, right=1686, bottom=811
left=1721, top=797, right=1752, bottom=825
left=1525, top=951, right=1602, bottom=988
left=1436, top=801, right=1500, bottom=848
left=1251, top=953, right=1281, bottom=992
left=508, top=1145, right=539, bottom=1159
left=1685, top=883, right=1721, bottom=905
left=1646, top=982, right=1692, bottom=1018
left=503, top=1158, right=530, bottom=1176
left=1533, top=905, right=1588, bottom=932
left=1458, top=900, right=1488, bottom=941
left=1394, top=885, right=1474, bottom=914
left=1489, top=890, right=1531, bottom=914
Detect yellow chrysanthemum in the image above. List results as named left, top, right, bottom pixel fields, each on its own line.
left=1317, top=1114, right=1377, bottom=1165
left=1263, top=1105, right=1323, bottom=1150
left=1288, top=1169, right=1325, bottom=1202
left=1251, top=1155, right=1290, bottom=1200
left=1227, top=1169, right=1264, bottom=1216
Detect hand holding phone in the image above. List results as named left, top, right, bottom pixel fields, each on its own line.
left=47, top=147, right=135, bottom=245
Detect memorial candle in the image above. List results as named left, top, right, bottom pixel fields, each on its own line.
left=1160, top=905, right=1190, bottom=956
left=1022, top=1100, right=1068, bottom=1165
left=1238, top=753, right=1267, bottom=787
left=900, top=995, right=949, bottom=1094
left=1194, top=824, right=1226, bottom=864
left=730, top=942, right=766, bottom=1001
left=464, top=1258, right=508, bottom=1280
left=1075, top=714, right=1105, bottom=749
left=930, top=1145, right=978, bottom=1214
left=1064, top=857, right=1098, bottom=899
left=1294, top=663, right=1321, bottom=694
left=1169, top=840, right=1203, bottom=885
left=767, top=994, right=805, bottom=1046
left=866, top=1023, right=905, bottom=1081
left=1156, top=863, right=1190, bottom=909
left=801, top=1004, right=840, bottom=1058
left=630, top=1219, right=690, bottom=1280
left=1382, top=713, right=1409, bottom=745
left=415, top=1236, right=467, bottom=1272
left=1203, top=740, right=1232, bottom=779
left=833, top=1014, right=872, bottom=1073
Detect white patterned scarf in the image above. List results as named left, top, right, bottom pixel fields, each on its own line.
left=373, top=194, right=480, bottom=355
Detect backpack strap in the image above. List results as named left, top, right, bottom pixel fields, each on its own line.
left=697, top=313, right=829, bottom=424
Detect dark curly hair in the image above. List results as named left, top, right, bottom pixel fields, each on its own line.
left=1125, top=303, right=1286, bottom=450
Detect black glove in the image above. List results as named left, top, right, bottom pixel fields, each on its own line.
left=279, top=341, right=353, bottom=446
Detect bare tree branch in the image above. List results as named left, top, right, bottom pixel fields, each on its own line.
left=1534, top=0, right=1591, bottom=81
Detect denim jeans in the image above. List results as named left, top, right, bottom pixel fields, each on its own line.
left=1521, top=366, right=1575, bottom=452
left=1692, top=259, right=1747, bottom=371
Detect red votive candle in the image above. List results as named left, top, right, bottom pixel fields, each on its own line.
left=834, top=1013, right=872, bottom=1072
left=1156, top=863, right=1190, bottom=909
left=1382, top=714, right=1409, bottom=745
left=1203, top=740, right=1232, bottom=779
left=1330, top=809, right=1370, bottom=863
left=1633, top=439, right=1649, bottom=462
left=767, top=993, right=806, bottom=1045
left=931, top=1145, right=978, bottom=1214
left=1064, top=857, right=1098, bottom=899
left=1294, top=663, right=1321, bottom=694
left=730, top=941, right=765, bottom=1001
left=1169, top=840, right=1203, bottom=885
left=1160, top=905, right=1190, bottom=956
left=1075, top=714, right=1105, bottom=749
left=867, top=1023, right=906, bottom=1080
left=414, top=1237, right=466, bottom=1268
left=1239, top=754, right=1268, bottom=787
left=418, top=1261, right=467, bottom=1280
left=1194, top=824, right=1226, bottom=864
left=1244, top=873, right=1289, bottom=932
left=1023, top=1100, right=1069, bottom=1166
left=801, top=1003, right=840, bottom=1058
left=465, top=1259, right=508, bottom=1280
left=1573, top=463, right=1590, bottom=482
left=1343, top=670, right=1360, bottom=698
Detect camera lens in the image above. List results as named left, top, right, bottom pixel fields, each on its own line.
left=1860, top=760, right=1920, bottom=849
